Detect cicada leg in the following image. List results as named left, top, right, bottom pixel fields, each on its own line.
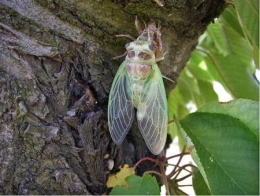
left=111, top=51, right=127, bottom=60
left=115, top=34, right=135, bottom=41
left=162, top=75, right=175, bottom=84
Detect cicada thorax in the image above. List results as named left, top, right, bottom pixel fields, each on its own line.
left=126, top=44, right=154, bottom=80
left=127, top=63, right=151, bottom=81
left=125, top=39, right=156, bottom=108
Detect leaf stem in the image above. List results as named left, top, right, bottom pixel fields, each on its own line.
left=133, top=157, right=157, bottom=170
left=143, top=170, right=163, bottom=177
left=175, top=173, right=192, bottom=183
left=165, top=152, right=190, bottom=161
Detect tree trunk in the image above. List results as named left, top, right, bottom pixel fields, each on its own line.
left=0, top=0, right=225, bottom=194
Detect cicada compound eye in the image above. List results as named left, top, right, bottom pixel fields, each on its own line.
left=127, top=51, right=135, bottom=58
left=138, top=52, right=152, bottom=60
left=125, top=42, right=130, bottom=49
left=149, top=44, right=156, bottom=51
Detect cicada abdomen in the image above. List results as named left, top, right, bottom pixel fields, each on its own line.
left=108, top=19, right=167, bottom=155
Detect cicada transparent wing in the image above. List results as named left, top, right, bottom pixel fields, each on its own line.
left=137, top=64, right=167, bottom=155
left=108, top=61, right=135, bottom=144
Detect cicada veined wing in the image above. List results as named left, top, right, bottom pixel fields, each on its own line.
left=108, top=61, right=135, bottom=144
left=108, top=18, right=168, bottom=155
left=137, top=63, right=168, bottom=155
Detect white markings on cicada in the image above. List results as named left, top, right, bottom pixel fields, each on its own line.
left=137, top=103, right=146, bottom=120
left=132, top=83, right=144, bottom=108
left=127, top=63, right=151, bottom=80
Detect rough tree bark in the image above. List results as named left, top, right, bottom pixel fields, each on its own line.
left=0, top=0, right=225, bottom=194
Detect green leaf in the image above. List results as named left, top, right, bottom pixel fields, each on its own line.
left=198, top=99, right=259, bottom=139
left=221, top=4, right=260, bottom=69
left=176, top=117, right=210, bottom=189
left=178, top=69, right=200, bottom=105
left=179, top=102, right=259, bottom=195
left=205, top=22, right=258, bottom=100
left=197, top=79, right=218, bottom=103
left=168, top=86, right=189, bottom=120
left=168, top=86, right=190, bottom=146
left=109, top=174, right=160, bottom=195
left=233, top=0, right=259, bottom=47
left=253, top=43, right=259, bottom=68
left=187, top=50, right=218, bottom=82
left=192, top=167, right=211, bottom=195
left=220, top=5, right=244, bottom=38
left=177, top=68, right=211, bottom=109
left=206, top=22, right=230, bottom=56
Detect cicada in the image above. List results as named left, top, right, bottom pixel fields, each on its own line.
left=108, top=20, right=167, bottom=155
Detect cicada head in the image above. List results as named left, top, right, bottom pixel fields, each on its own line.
left=125, top=40, right=156, bottom=65
left=125, top=40, right=156, bottom=80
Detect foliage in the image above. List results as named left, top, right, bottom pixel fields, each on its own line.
left=168, top=2, right=259, bottom=126
left=178, top=99, right=259, bottom=195
left=107, top=164, right=160, bottom=195
left=167, top=1, right=259, bottom=194
left=108, top=155, right=196, bottom=195
left=192, top=168, right=211, bottom=195
left=109, top=174, right=160, bottom=195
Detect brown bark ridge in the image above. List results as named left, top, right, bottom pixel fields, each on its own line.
left=0, top=0, right=225, bottom=194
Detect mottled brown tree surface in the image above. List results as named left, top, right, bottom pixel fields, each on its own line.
left=0, top=0, right=225, bottom=194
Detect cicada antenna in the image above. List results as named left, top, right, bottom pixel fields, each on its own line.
left=115, top=34, right=135, bottom=41
left=111, top=51, right=127, bottom=60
